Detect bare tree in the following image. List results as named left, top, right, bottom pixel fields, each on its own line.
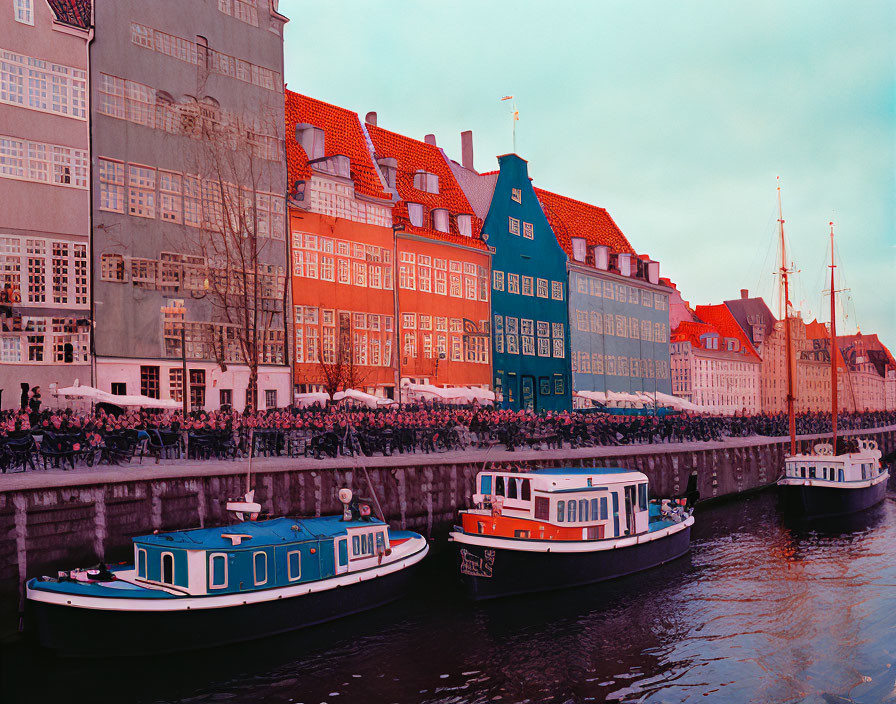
left=306, top=318, right=373, bottom=398
left=184, top=100, right=287, bottom=412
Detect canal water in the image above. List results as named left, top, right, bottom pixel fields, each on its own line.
left=2, top=490, right=894, bottom=704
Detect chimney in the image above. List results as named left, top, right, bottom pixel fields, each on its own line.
left=461, top=130, right=474, bottom=170
left=365, top=111, right=377, bottom=126
left=740, top=288, right=749, bottom=299
left=424, top=134, right=436, bottom=146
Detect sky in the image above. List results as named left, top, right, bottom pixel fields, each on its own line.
left=281, top=0, right=895, bottom=347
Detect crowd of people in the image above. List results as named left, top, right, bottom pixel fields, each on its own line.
left=1, top=403, right=894, bottom=461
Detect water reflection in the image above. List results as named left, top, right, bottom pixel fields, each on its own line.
left=2, top=491, right=894, bottom=704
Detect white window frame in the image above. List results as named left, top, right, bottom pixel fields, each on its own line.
left=253, top=551, right=268, bottom=585
left=209, top=552, right=228, bottom=589
left=160, top=551, right=176, bottom=585
left=15, top=0, right=34, bottom=24
left=287, top=550, right=302, bottom=581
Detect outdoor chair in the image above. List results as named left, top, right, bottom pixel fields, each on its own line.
left=147, top=429, right=182, bottom=462
left=0, top=435, right=37, bottom=473
left=38, top=432, right=91, bottom=471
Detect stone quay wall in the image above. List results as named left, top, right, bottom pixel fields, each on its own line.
left=1, top=425, right=894, bottom=636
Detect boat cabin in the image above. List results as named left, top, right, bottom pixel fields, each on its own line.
left=463, top=467, right=651, bottom=540
left=132, top=516, right=391, bottom=596
left=783, top=440, right=883, bottom=484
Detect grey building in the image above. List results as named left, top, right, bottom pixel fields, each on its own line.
left=90, top=0, right=290, bottom=410
left=0, top=0, right=91, bottom=409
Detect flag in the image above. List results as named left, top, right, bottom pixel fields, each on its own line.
left=513, top=110, right=519, bottom=121
left=500, top=95, right=513, bottom=101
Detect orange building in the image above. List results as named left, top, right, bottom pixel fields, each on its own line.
left=285, top=92, right=397, bottom=397
left=365, top=120, right=492, bottom=391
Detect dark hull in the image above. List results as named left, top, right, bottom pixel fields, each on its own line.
left=455, top=526, right=691, bottom=601
left=27, top=561, right=423, bottom=658
left=777, top=480, right=888, bottom=520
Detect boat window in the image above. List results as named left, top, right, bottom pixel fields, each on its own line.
left=568, top=500, right=577, bottom=523
left=507, top=478, right=518, bottom=499
left=338, top=539, right=348, bottom=566
left=579, top=499, right=589, bottom=522
left=514, top=529, right=530, bottom=538
left=862, top=466, right=867, bottom=480
left=478, top=521, right=486, bottom=533
left=137, top=548, right=147, bottom=578
left=521, top=480, right=531, bottom=501
left=161, top=552, right=174, bottom=585
left=590, top=498, right=599, bottom=521
left=375, top=532, right=385, bottom=553
left=534, top=496, right=550, bottom=520
left=638, top=484, right=648, bottom=511
left=287, top=550, right=301, bottom=581
left=800, top=466, right=806, bottom=478
left=600, top=497, right=608, bottom=520
left=495, top=476, right=505, bottom=496
left=557, top=500, right=565, bottom=522
left=253, top=551, right=267, bottom=585
left=809, top=467, right=816, bottom=479
left=838, top=468, right=844, bottom=482
left=209, top=553, right=227, bottom=589
left=480, top=475, right=492, bottom=495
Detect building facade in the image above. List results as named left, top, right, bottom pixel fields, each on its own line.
left=535, top=189, right=671, bottom=399
left=90, top=0, right=290, bottom=410
left=0, top=0, right=91, bottom=407
left=365, top=123, right=491, bottom=392
left=482, top=154, right=571, bottom=411
left=285, top=92, right=396, bottom=398
left=671, top=304, right=761, bottom=414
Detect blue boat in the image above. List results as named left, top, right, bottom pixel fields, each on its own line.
left=26, top=491, right=428, bottom=657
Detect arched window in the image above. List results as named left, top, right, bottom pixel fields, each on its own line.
left=209, top=553, right=227, bottom=589
left=161, top=552, right=174, bottom=584
left=253, top=551, right=267, bottom=585
left=63, top=343, right=73, bottom=364
left=579, top=499, right=589, bottom=522
left=590, top=498, right=599, bottom=521
left=568, top=500, right=577, bottom=523
left=521, top=480, right=531, bottom=501
left=557, top=500, right=565, bottom=522
left=507, top=478, right=518, bottom=499
left=137, top=548, right=147, bottom=578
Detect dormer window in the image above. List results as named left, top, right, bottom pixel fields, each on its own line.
left=571, top=238, right=587, bottom=262
left=295, top=123, right=325, bottom=160
left=377, top=157, right=397, bottom=188
left=408, top=203, right=424, bottom=227
left=457, top=214, right=472, bottom=237
left=413, top=170, right=439, bottom=193
left=432, top=208, right=449, bottom=233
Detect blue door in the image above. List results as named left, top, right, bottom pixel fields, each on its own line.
left=521, top=376, right=536, bottom=411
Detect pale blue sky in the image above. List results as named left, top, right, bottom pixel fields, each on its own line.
left=282, top=0, right=895, bottom=347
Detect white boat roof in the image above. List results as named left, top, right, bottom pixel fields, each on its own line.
left=481, top=467, right=648, bottom=492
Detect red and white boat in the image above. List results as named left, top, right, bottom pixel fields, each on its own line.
left=450, top=467, right=694, bottom=600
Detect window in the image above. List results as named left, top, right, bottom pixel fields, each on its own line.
left=140, top=365, right=160, bottom=399
left=253, top=551, right=267, bottom=585
left=137, top=548, right=147, bottom=578
left=521, top=276, right=533, bottom=296
left=159, top=171, right=182, bottom=222
left=523, top=222, right=534, bottom=239
left=508, top=273, right=520, bottom=294
left=189, top=369, right=205, bottom=409
left=568, top=499, right=577, bottom=523
left=264, top=389, right=277, bottom=409
left=551, top=281, right=563, bottom=301
left=98, top=159, right=125, bottom=212
left=508, top=217, right=520, bottom=236
left=161, top=553, right=175, bottom=585
left=209, top=553, right=227, bottom=588
left=0, top=49, right=86, bottom=118
left=511, top=187, right=522, bottom=203
left=493, top=270, right=504, bottom=291
left=600, top=497, right=609, bottom=520
left=557, top=500, right=565, bottom=522
left=15, top=0, right=33, bottom=24
left=408, top=202, right=424, bottom=227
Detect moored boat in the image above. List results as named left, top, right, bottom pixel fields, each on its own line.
left=449, top=467, right=694, bottom=600
left=26, top=490, right=428, bottom=657
left=778, top=440, right=888, bottom=519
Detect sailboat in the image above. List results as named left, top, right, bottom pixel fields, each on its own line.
left=775, top=202, right=888, bottom=519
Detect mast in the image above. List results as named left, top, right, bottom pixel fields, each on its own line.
left=829, top=222, right=838, bottom=449
left=777, top=180, right=796, bottom=455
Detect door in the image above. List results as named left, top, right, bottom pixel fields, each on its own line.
left=335, top=537, right=348, bottom=574
left=624, top=485, right=636, bottom=535
left=612, top=492, right=620, bottom=537
left=521, top=375, right=536, bottom=411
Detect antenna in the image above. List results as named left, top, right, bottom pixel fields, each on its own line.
left=501, top=96, right=519, bottom=152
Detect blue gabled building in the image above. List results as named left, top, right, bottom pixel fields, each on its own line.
left=481, top=154, right=571, bottom=411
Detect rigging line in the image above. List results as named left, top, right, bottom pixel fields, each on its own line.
left=755, top=200, right=778, bottom=305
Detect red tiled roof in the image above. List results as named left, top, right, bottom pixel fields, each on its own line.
left=47, top=0, right=91, bottom=29
left=366, top=124, right=487, bottom=250
left=534, top=188, right=635, bottom=257
left=671, top=320, right=716, bottom=346
left=285, top=90, right=392, bottom=202
left=693, top=304, right=762, bottom=361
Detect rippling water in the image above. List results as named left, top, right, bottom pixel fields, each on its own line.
left=3, top=490, right=895, bottom=704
